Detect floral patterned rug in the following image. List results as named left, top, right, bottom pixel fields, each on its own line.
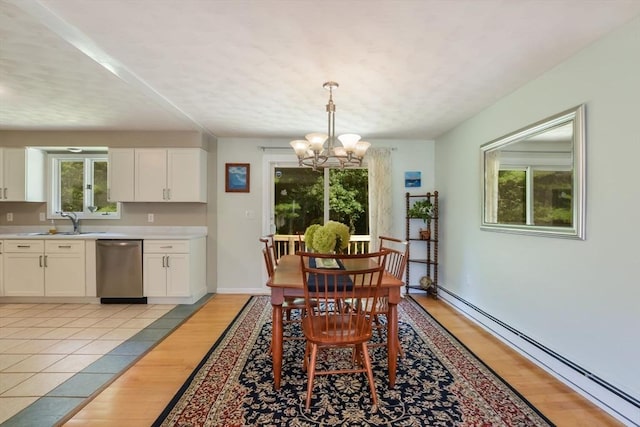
left=153, top=296, right=554, bottom=426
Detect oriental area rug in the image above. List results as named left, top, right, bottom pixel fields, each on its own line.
left=154, top=296, right=553, bottom=426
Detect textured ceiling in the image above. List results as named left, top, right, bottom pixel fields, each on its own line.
left=1, top=0, right=640, bottom=140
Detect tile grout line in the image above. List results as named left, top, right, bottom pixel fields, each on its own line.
left=1, top=294, right=213, bottom=427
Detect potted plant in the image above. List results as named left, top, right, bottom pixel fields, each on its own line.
left=408, top=199, right=434, bottom=239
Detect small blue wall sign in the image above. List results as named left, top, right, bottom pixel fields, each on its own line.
left=405, top=171, right=421, bottom=188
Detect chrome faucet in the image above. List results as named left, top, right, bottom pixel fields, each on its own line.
left=57, top=211, right=80, bottom=234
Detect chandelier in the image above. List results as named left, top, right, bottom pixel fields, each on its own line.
left=290, top=81, right=370, bottom=170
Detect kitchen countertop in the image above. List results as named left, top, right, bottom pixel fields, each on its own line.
left=0, top=226, right=207, bottom=240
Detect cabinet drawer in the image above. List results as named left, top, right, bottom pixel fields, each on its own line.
left=4, top=240, right=45, bottom=253
left=45, top=240, right=85, bottom=254
left=144, top=240, right=189, bottom=253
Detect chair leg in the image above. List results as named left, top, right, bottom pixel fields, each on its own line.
left=374, top=314, right=384, bottom=341
left=302, top=341, right=310, bottom=372
left=360, top=342, right=378, bottom=407
left=305, top=344, right=318, bottom=410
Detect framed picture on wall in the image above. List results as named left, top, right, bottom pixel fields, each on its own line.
left=404, top=171, right=421, bottom=188
left=225, top=163, right=250, bottom=193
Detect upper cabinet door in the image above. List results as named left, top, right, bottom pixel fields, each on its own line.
left=167, top=149, right=207, bottom=202
left=1, top=148, right=45, bottom=202
left=110, top=147, right=207, bottom=203
left=135, top=149, right=168, bottom=202
left=108, top=148, right=135, bottom=202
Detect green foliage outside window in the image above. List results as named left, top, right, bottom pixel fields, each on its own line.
left=274, top=168, right=368, bottom=235
left=60, top=161, right=84, bottom=212
left=497, top=170, right=526, bottom=224
left=497, top=169, right=572, bottom=226
left=59, top=158, right=117, bottom=214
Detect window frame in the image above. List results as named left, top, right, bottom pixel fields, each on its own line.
left=47, top=153, right=121, bottom=220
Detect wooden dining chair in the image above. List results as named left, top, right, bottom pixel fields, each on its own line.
left=296, top=231, right=307, bottom=252
left=345, top=236, right=408, bottom=356
left=298, top=250, right=388, bottom=410
left=373, top=236, right=408, bottom=354
left=260, top=234, right=279, bottom=266
left=260, top=237, right=311, bottom=345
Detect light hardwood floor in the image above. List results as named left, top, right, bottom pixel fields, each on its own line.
left=63, top=294, right=621, bottom=426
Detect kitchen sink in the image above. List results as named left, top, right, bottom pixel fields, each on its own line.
left=58, top=231, right=105, bottom=235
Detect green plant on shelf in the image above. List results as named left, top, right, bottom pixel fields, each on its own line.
left=408, top=199, right=433, bottom=223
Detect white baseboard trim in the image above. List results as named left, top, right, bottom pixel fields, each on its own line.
left=437, top=288, right=639, bottom=426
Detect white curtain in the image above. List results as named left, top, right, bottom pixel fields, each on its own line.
left=485, top=150, right=500, bottom=223
left=367, top=148, right=392, bottom=251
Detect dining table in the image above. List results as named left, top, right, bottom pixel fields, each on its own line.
left=268, top=254, right=404, bottom=390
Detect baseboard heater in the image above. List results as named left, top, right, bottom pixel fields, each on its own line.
left=436, top=286, right=639, bottom=424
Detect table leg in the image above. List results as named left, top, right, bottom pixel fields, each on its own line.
left=387, top=301, right=398, bottom=387
left=272, top=303, right=283, bottom=389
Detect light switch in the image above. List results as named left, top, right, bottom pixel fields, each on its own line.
left=7, top=212, right=13, bottom=222
left=40, top=212, right=46, bottom=221
left=148, top=213, right=154, bottom=223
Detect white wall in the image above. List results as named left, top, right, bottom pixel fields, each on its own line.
left=435, top=15, right=640, bottom=419
left=216, top=138, right=434, bottom=294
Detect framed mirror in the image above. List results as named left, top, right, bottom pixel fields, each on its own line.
left=480, top=105, right=585, bottom=239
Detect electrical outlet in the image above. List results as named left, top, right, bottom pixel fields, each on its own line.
left=7, top=212, right=13, bottom=222
left=39, top=212, right=46, bottom=221
left=147, top=213, right=154, bottom=223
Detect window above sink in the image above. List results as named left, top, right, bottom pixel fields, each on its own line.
left=44, top=148, right=121, bottom=220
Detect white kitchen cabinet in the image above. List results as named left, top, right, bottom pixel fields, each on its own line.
left=3, top=240, right=46, bottom=296
left=134, top=148, right=207, bottom=202
left=44, top=240, right=86, bottom=297
left=143, top=238, right=206, bottom=299
left=0, top=241, right=4, bottom=296
left=2, top=240, right=86, bottom=297
left=144, top=240, right=190, bottom=297
left=0, top=148, right=45, bottom=202
left=107, top=148, right=135, bottom=202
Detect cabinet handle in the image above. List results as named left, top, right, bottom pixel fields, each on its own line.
left=58, top=245, right=72, bottom=249
left=161, top=255, right=165, bottom=268
left=167, top=188, right=171, bottom=200
left=17, top=245, right=31, bottom=248
left=166, top=255, right=170, bottom=268
left=160, top=245, right=172, bottom=249
left=44, top=255, right=48, bottom=268
left=39, top=255, right=43, bottom=267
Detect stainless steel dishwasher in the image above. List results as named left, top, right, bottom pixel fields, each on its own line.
left=96, top=239, right=145, bottom=303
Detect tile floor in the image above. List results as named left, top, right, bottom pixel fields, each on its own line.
left=0, top=297, right=209, bottom=426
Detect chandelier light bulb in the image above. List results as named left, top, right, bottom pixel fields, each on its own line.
left=337, top=133, right=361, bottom=152
left=290, top=140, right=310, bottom=156
left=305, top=133, right=328, bottom=152
left=354, top=141, right=371, bottom=157
left=333, top=146, right=347, bottom=157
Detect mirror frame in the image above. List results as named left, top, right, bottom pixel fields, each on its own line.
left=480, top=104, right=586, bottom=239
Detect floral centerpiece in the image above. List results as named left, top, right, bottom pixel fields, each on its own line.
left=303, top=221, right=351, bottom=254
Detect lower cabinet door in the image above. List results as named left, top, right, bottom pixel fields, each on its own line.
left=144, top=253, right=168, bottom=296
left=4, top=253, right=44, bottom=296
left=166, top=253, right=190, bottom=297
left=45, top=253, right=85, bottom=296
